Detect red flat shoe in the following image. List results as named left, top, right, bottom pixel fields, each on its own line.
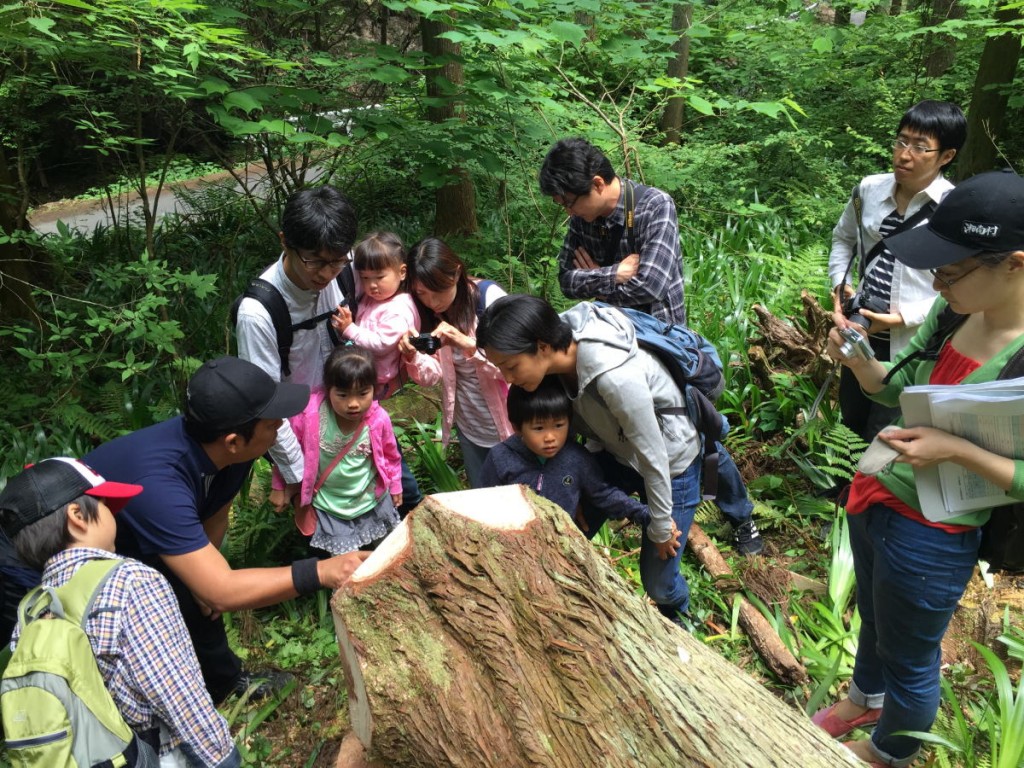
left=811, top=702, right=882, bottom=738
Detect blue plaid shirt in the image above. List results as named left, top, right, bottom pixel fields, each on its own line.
left=557, top=179, right=686, bottom=324
left=13, top=548, right=238, bottom=767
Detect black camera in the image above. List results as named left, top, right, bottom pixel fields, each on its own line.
left=410, top=333, right=442, bottom=355
left=841, top=289, right=888, bottom=332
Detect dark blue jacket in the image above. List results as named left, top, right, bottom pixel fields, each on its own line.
left=479, top=435, right=649, bottom=525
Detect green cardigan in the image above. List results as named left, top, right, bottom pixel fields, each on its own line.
left=868, top=299, right=1024, bottom=527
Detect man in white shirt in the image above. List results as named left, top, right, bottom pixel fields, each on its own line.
left=236, top=186, right=358, bottom=511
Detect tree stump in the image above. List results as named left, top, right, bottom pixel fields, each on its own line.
left=331, top=486, right=858, bottom=767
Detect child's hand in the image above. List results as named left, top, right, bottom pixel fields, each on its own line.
left=332, top=305, right=353, bottom=333
left=391, top=492, right=403, bottom=508
left=269, top=483, right=301, bottom=514
left=397, top=330, right=418, bottom=360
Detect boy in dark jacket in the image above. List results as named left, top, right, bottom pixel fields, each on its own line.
left=480, top=377, right=649, bottom=529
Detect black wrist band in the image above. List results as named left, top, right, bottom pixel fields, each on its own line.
left=291, top=558, right=321, bottom=596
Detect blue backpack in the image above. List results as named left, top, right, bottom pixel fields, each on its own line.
left=595, top=302, right=727, bottom=498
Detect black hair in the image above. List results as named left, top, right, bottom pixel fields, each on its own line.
left=183, top=414, right=259, bottom=445
left=354, top=231, right=407, bottom=277
left=507, top=377, right=571, bottom=428
left=538, top=138, right=617, bottom=198
left=898, top=100, right=967, bottom=170
left=477, top=294, right=574, bottom=355
left=13, top=494, right=100, bottom=571
left=281, top=185, right=358, bottom=257
left=323, top=345, right=376, bottom=392
left=406, top=237, right=479, bottom=335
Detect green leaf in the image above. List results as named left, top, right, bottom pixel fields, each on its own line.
left=811, top=36, right=833, bottom=54
left=223, top=91, right=263, bottom=115
left=687, top=95, right=715, bottom=116
left=546, top=20, right=587, bottom=47
left=26, top=16, right=61, bottom=40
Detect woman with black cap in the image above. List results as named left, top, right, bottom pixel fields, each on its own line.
left=815, top=169, right=1024, bottom=767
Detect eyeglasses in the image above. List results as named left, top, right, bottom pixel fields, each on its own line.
left=891, top=137, right=942, bottom=157
left=293, top=251, right=350, bottom=272
left=930, top=261, right=983, bottom=289
left=555, top=193, right=584, bottom=212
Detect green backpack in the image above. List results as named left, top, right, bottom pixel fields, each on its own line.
left=1, top=558, right=155, bottom=767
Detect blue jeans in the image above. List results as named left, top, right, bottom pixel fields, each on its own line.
left=848, top=504, right=980, bottom=764
left=584, top=452, right=702, bottom=616
left=713, top=443, right=753, bottom=527
left=398, top=455, right=422, bottom=517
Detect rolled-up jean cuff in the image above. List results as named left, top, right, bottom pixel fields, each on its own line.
left=849, top=679, right=885, bottom=710
left=868, top=740, right=920, bottom=768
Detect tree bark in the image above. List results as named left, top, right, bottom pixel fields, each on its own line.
left=658, top=3, right=693, bottom=145
left=0, top=144, right=40, bottom=325
left=332, top=486, right=860, bottom=767
left=421, top=16, right=478, bottom=237
left=922, top=0, right=963, bottom=78
left=956, top=3, right=1022, bottom=180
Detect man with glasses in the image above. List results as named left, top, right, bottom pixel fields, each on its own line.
left=539, top=138, right=763, bottom=556
left=237, top=185, right=358, bottom=513
left=540, top=137, right=686, bottom=325
left=828, top=100, right=966, bottom=442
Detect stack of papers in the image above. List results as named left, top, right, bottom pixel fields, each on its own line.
left=899, top=376, right=1024, bottom=521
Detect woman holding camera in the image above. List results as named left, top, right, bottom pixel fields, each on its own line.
left=819, top=170, right=1024, bottom=767
left=398, top=237, right=513, bottom=487
left=829, top=100, right=965, bottom=441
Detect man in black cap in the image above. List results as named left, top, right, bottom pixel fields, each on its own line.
left=85, top=356, right=368, bottom=704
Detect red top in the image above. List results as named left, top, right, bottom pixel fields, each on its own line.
left=846, top=340, right=981, bottom=532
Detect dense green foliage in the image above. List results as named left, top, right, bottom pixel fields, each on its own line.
left=1, top=0, right=1023, bottom=765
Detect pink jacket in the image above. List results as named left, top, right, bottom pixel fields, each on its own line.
left=342, top=293, right=421, bottom=400
left=272, top=390, right=403, bottom=536
left=405, top=284, right=513, bottom=448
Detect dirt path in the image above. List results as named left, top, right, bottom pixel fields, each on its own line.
left=27, top=162, right=280, bottom=235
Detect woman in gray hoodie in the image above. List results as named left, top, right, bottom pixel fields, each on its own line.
left=478, top=294, right=702, bottom=621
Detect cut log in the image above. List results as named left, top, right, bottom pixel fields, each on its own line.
left=687, top=524, right=809, bottom=686
left=332, top=486, right=857, bottom=767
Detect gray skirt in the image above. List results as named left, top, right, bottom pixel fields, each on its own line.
left=310, top=494, right=400, bottom=555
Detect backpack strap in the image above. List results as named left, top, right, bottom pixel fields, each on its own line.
left=881, top=304, right=966, bottom=385
left=860, top=201, right=936, bottom=277
left=623, top=181, right=637, bottom=256
left=232, top=278, right=295, bottom=377
left=55, top=559, right=124, bottom=628
left=475, top=279, right=497, bottom=319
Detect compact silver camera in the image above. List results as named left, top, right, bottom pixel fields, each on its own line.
left=837, top=326, right=875, bottom=360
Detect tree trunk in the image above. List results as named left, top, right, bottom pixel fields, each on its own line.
left=0, top=144, right=40, bottom=325
left=922, top=0, right=963, bottom=78
left=421, top=16, right=478, bottom=237
left=658, top=3, right=693, bottom=145
left=332, top=486, right=860, bottom=767
left=955, top=3, right=1022, bottom=180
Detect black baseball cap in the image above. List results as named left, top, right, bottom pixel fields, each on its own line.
left=887, top=169, right=1024, bottom=269
left=185, top=356, right=309, bottom=433
left=0, top=457, right=143, bottom=539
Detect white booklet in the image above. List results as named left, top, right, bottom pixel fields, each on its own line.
left=898, top=376, right=1024, bottom=521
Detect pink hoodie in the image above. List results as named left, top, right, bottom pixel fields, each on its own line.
left=272, top=389, right=403, bottom=536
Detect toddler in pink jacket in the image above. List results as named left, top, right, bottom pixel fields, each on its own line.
left=332, top=231, right=420, bottom=400
left=272, top=345, right=403, bottom=554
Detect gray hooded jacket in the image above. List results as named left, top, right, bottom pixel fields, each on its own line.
left=560, top=303, right=698, bottom=543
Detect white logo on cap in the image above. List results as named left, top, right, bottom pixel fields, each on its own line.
left=963, top=221, right=1000, bottom=239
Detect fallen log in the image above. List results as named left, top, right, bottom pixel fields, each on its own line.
left=332, top=486, right=855, bottom=767
left=687, top=524, right=809, bottom=686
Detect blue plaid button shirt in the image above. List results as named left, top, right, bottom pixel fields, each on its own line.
left=557, top=179, right=686, bottom=324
